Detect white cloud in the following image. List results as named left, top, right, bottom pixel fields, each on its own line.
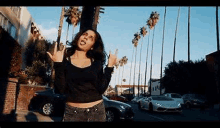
left=38, top=24, right=66, bottom=42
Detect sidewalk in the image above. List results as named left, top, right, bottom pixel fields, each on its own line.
left=16, top=110, right=62, bottom=122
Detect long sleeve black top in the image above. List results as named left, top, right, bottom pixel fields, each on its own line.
left=53, top=58, right=114, bottom=103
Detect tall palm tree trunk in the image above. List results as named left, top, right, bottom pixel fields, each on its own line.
left=188, top=6, right=191, bottom=62
left=80, top=6, right=95, bottom=32
left=121, top=65, right=125, bottom=86
left=173, top=7, right=180, bottom=62
left=149, top=27, right=156, bottom=96
left=57, top=7, right=65, bottom=49
left=118, top=66, right=121, bottom=85
left=93, top=6, right=100, bottom=30
left=66, top=23, right=70, bottom=44
left=129, top=47, right=135, bottom=95
left=160, top=6, right=167, bottom=95
left=137, top=37, right=144, bottom=97
left=72, top=26, right=75, bottom=41
left=144, top=31, right=150, bottom=95
left=50, top=7, right=65, bottom=88
left=133, top=46, right=138, bottom=96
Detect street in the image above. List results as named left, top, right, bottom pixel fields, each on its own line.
left=127, top=101, right=220, bottom=122
left=15, top=101, right=220, bottom=122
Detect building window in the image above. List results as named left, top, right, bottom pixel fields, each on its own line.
left=10, top=6, right=21, bottom=19
left=0, top=13, right=17, bottom=40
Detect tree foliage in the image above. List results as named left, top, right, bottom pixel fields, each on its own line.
left=161, top=59, right=218, bottom=104
left=24, top=38, right=52, bottom=85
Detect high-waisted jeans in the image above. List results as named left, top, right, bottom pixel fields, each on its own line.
left=62, top=101, right=106, bottom=122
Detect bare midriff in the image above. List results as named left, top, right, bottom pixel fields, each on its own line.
left=66, top=99, right=103, bottom=108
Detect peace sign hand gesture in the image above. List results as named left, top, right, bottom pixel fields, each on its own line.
left=47, top=42, right=66, bottom=62
left=108, top=49, right=118, bottom=67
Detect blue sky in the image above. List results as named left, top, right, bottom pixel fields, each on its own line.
left=27, top=6, right=218, bottom=88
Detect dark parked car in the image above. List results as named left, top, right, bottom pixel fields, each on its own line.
left=103, top=96, right=134, bottom=122
left=29, top=88, right=134, bottom=122
left=29, top=87, right=66, bottom=117
left=182, top=94, right=209, bottom=109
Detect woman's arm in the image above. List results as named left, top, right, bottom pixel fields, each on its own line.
left=96, top=62, right=114, bottom=94
left=53, top=59, right=67, bottom=94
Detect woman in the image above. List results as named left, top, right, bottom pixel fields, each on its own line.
left=47, top=28, right=118, bottom=122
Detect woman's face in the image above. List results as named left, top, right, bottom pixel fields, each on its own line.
left=77, top=30, right=96, bottom=52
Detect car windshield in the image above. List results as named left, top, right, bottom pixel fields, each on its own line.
left=171, top=94, right=182, bottom=98
left=151, top=96, right=174, bottom=101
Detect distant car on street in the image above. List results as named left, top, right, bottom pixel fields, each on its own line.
left=138, top=95, right=182, bottom=113
left=29, top=88, right=134, bottom=122
left=108, top=95, right=128, bottom=103
left=162, top=93, right=184, bottom=105
left=182, top=93, right=209, bottom=109
left=131, top=96, right=144, bottom=103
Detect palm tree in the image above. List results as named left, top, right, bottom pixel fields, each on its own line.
left=188, top=6, right=191, bottom=62
left=93, top=6, right=104, bottom=30
left=143, top=29, right=150, bottom=95
left=132, top=33, right=141, bottom=96
left=80, top=6, right=96, bottom=32
left=64, top=6, right=82, bottom=43
left=138, top=26, right=148, bottom=97
left=129, top=46, right=135, bottom=95
left=117, top=58, right=123, bottom=85
left=49, top=7, right=65, bottom=88
left=148, top=11, right=160, bottom=96
left=57, top=6, right=65, bottom=49
left=160, top=6, right=167, bottom=95
left=173, top=7, right=180, bottom=62
left=121, top=56, right=128, bottom=86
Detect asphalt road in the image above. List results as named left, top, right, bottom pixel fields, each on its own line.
left=127, top=102, right=220, bottom=122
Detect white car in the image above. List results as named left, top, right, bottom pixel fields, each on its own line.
left=163, top=93, right=184, bottom=105
left=139, top=96, right=182, bottom=113
left=131, top=96, right=143, bottom=103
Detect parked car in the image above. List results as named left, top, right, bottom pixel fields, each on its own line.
left=103, top=96, right=134, bottom=122
left=108, top=95, right=128, bottom=103
left=29, top=88, right=134, bottom=122
left=29, top=87, right=66, bottom=117
left=182, top=93, right=209, bottom=109
left=138, top=95, right=182, bottom=113
left=131, top=96, right=144, bottom=103
left=162, top=93, right=184, bottom=105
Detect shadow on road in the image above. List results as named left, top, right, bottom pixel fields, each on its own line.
left=25, top=112, right=38, bottom=122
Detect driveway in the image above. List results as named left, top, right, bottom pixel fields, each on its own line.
left=16, top=110, right=62, bottom=122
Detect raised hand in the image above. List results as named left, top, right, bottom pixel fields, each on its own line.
left=47, top=42, right=66, bottom=62
left=108, top=49, right=118, bottom=67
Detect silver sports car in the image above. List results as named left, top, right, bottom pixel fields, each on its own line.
left=139, top=95, right=182, bottom=113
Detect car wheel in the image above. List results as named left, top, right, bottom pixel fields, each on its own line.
left=41, top=102, right=54, bottom=116
left=106, top=110, right=117, bottom=122
left=149, top=103, right=153, bottom=112
left=138, top=102, right=143, bottom=110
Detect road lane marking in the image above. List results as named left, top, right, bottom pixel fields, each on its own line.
left=147, top=114, right=165, bottom=121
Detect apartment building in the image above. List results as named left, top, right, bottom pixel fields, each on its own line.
left=0, top=6, right=44, bottom=69
left=148, top=78, right=165, bottom=95
left=115, top=85, right=148, bottom=96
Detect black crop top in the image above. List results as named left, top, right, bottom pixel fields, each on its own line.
left=53, top=58, right=114, bottom=103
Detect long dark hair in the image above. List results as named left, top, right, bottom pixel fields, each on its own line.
left=65, top=28, right=107, bottom=66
